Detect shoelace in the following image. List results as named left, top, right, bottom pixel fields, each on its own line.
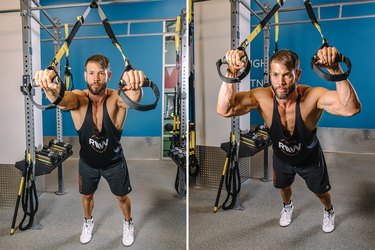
left=123, top=223, right=133, bottom=236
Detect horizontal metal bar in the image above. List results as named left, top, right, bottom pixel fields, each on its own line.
left=29, top=12, right=57, bottom=41
left=253, top=14, right=375, bottom=28
left=0, top=9, right=20, bottom=14
left=41, top=31, right=176, bottom=42
left=252, top=0, right=375, bottom=15
left=32, top=0, right=57, bottom=28
left=31, top=0, right=159, bottom=11
left=254, top=0, right=266, bottom=12
left=43, top=17, right=175, bottom=30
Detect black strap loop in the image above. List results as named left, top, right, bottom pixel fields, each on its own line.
left=216, top=47, right=251, bottom=83
left=117, top=64, right=160, bottom=111
left=310, top=44, right=352, bottom=82
left=216, top=0, right=285, bottom=83
left=26, top=68, right=66, bottom=111
left=304, top=0, right=352, bottom=81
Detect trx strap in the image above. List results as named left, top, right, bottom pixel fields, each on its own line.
left=213, top=133, right=241, bottom=212
left=64, top=24, right=74, bottom=92
left=27, top=0, right=159, bottom=111
left=216, top=0, right=286, bottom=83
left=274, top=0, right=280, bottom=53
left=304, top=0, right=351, bottom=82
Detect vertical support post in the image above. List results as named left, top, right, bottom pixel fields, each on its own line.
left=52, top=18, right=66, bottom=195
left=21, top=0, right=36, bottom=166
left=230, top=0, right=243, bottom=210
left=263, top=4, right=270, bottom=88
left=176, top=8, right=188, bottom=198
left=261, top=3, right=272, bottom=182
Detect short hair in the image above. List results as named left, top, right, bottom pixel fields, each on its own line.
left=85, top=54, right=110, bottom=70
left=270, top=49, right=300, bottom=71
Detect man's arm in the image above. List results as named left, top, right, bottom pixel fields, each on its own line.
left=34, top=69, right=80, bottom=110
left=216, top=49, right=259, bottom=117
left=316, top=47, right=361, bottom=116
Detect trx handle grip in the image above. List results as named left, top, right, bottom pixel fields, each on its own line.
left=25, top=67, right=66, bottom=110
left=117, top=64, right=160, bottom=111
left=216, top=47, right=251, bottom=83
left=311, top=43, right=352, bottom=82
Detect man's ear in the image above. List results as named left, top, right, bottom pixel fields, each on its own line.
left=84, top=71, right=87, bottom=82
left=106, top=71, right=112, bottom=82
left=295, top=69, right=302, bottom=82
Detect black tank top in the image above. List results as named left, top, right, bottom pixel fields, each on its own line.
left=268, top=94, right=320, bottom=165
left=77, top=96, right=124, bottom=169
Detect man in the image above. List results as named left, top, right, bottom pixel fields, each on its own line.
left=35, top=54, right=144, bottom=246
left=217, top=47, right=361, bottom=233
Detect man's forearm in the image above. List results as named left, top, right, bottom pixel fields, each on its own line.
left=330, top=66, right=361, bottom=114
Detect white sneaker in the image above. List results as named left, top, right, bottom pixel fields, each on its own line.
left=279, top=202, right=294, bottom=227
left=322, top=207, right=335, bottom=233
left=123, top=219, right=135, bottom=247
left=80, top=217, right=94, bottom=244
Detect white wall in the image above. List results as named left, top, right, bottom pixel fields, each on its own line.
left=0, top=0, right=42, bottom=164
left=194, top=0, right=250, bottom=147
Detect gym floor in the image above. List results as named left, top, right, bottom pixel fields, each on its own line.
left=189, top=152, right=375, bottom=250
left=0, top=159, right=186, bottom=250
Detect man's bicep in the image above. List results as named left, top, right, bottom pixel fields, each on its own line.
left=236, top=91, right=260, bottom=114
left=317, top=89, right=341, bottom=114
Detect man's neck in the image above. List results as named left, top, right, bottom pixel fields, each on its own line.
left=276, top=89, right=298, bottom=109
left=88, top=90, right=107, bottom=106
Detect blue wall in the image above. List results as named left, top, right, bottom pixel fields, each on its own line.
left=249, top=0, right=375, bottom=129
left=40, top=0, right=185, bottom=136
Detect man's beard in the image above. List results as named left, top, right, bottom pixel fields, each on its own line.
left=87, top=83, right=106, bottom=95
left=272, top=83, right=296, bottom=99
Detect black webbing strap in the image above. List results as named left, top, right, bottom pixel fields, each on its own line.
left=216, top=0, right=286, bottom=83
left=117, top=64, right=160, bottom=111
left=304, top=0, right=351, bottom=82
left=96, top=3, right=160, bottom=111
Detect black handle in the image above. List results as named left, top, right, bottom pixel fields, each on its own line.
left=311, top=44, right=352, bottom=82
left=216, top=47, right=251, bottom=84
left=117, top=64, right=160, bottom=111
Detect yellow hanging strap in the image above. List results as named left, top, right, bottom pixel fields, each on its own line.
left=175, top=16, right=181, bottom=53
left=64, top=24, right=70, bottom=90
left=274, top=0, right=280, bottom=52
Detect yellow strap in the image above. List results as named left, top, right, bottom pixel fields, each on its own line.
left=18, top=176, right=25, bottom=195
left=64, top=24, right=69, bottom=57
left=175, top=16, right=181, bottom=52
left=245, top=24, right=263, bottom=46
left=52, top=42, right=69, bottom=68
left=188, top=0, right=192, bottom=24
left=222, top=157, right=229, bottom=176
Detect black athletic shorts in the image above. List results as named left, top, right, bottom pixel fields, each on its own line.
left=79, top=158, right=132, bottom=197
left=272, top=150, right=331, bottom=194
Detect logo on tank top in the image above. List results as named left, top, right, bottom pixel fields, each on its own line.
left=278, top=139, right=302, bottom=156
left=89, top=135, right=109, bottom=153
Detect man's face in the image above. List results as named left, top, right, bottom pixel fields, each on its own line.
left=84, top=61, right=112, bottom=95
left=270, top=61, right=301, bottom=100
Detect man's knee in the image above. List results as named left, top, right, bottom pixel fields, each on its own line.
left=82, top=193, right=94, bottom=200
left=315, top=191, right=330, bottom=198
left=116, top=194, right=130, bottom=202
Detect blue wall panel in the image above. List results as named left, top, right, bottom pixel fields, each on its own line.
left=249, top=1, right=375, bottom=129
left=40, top=0, right=185, bottom=136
